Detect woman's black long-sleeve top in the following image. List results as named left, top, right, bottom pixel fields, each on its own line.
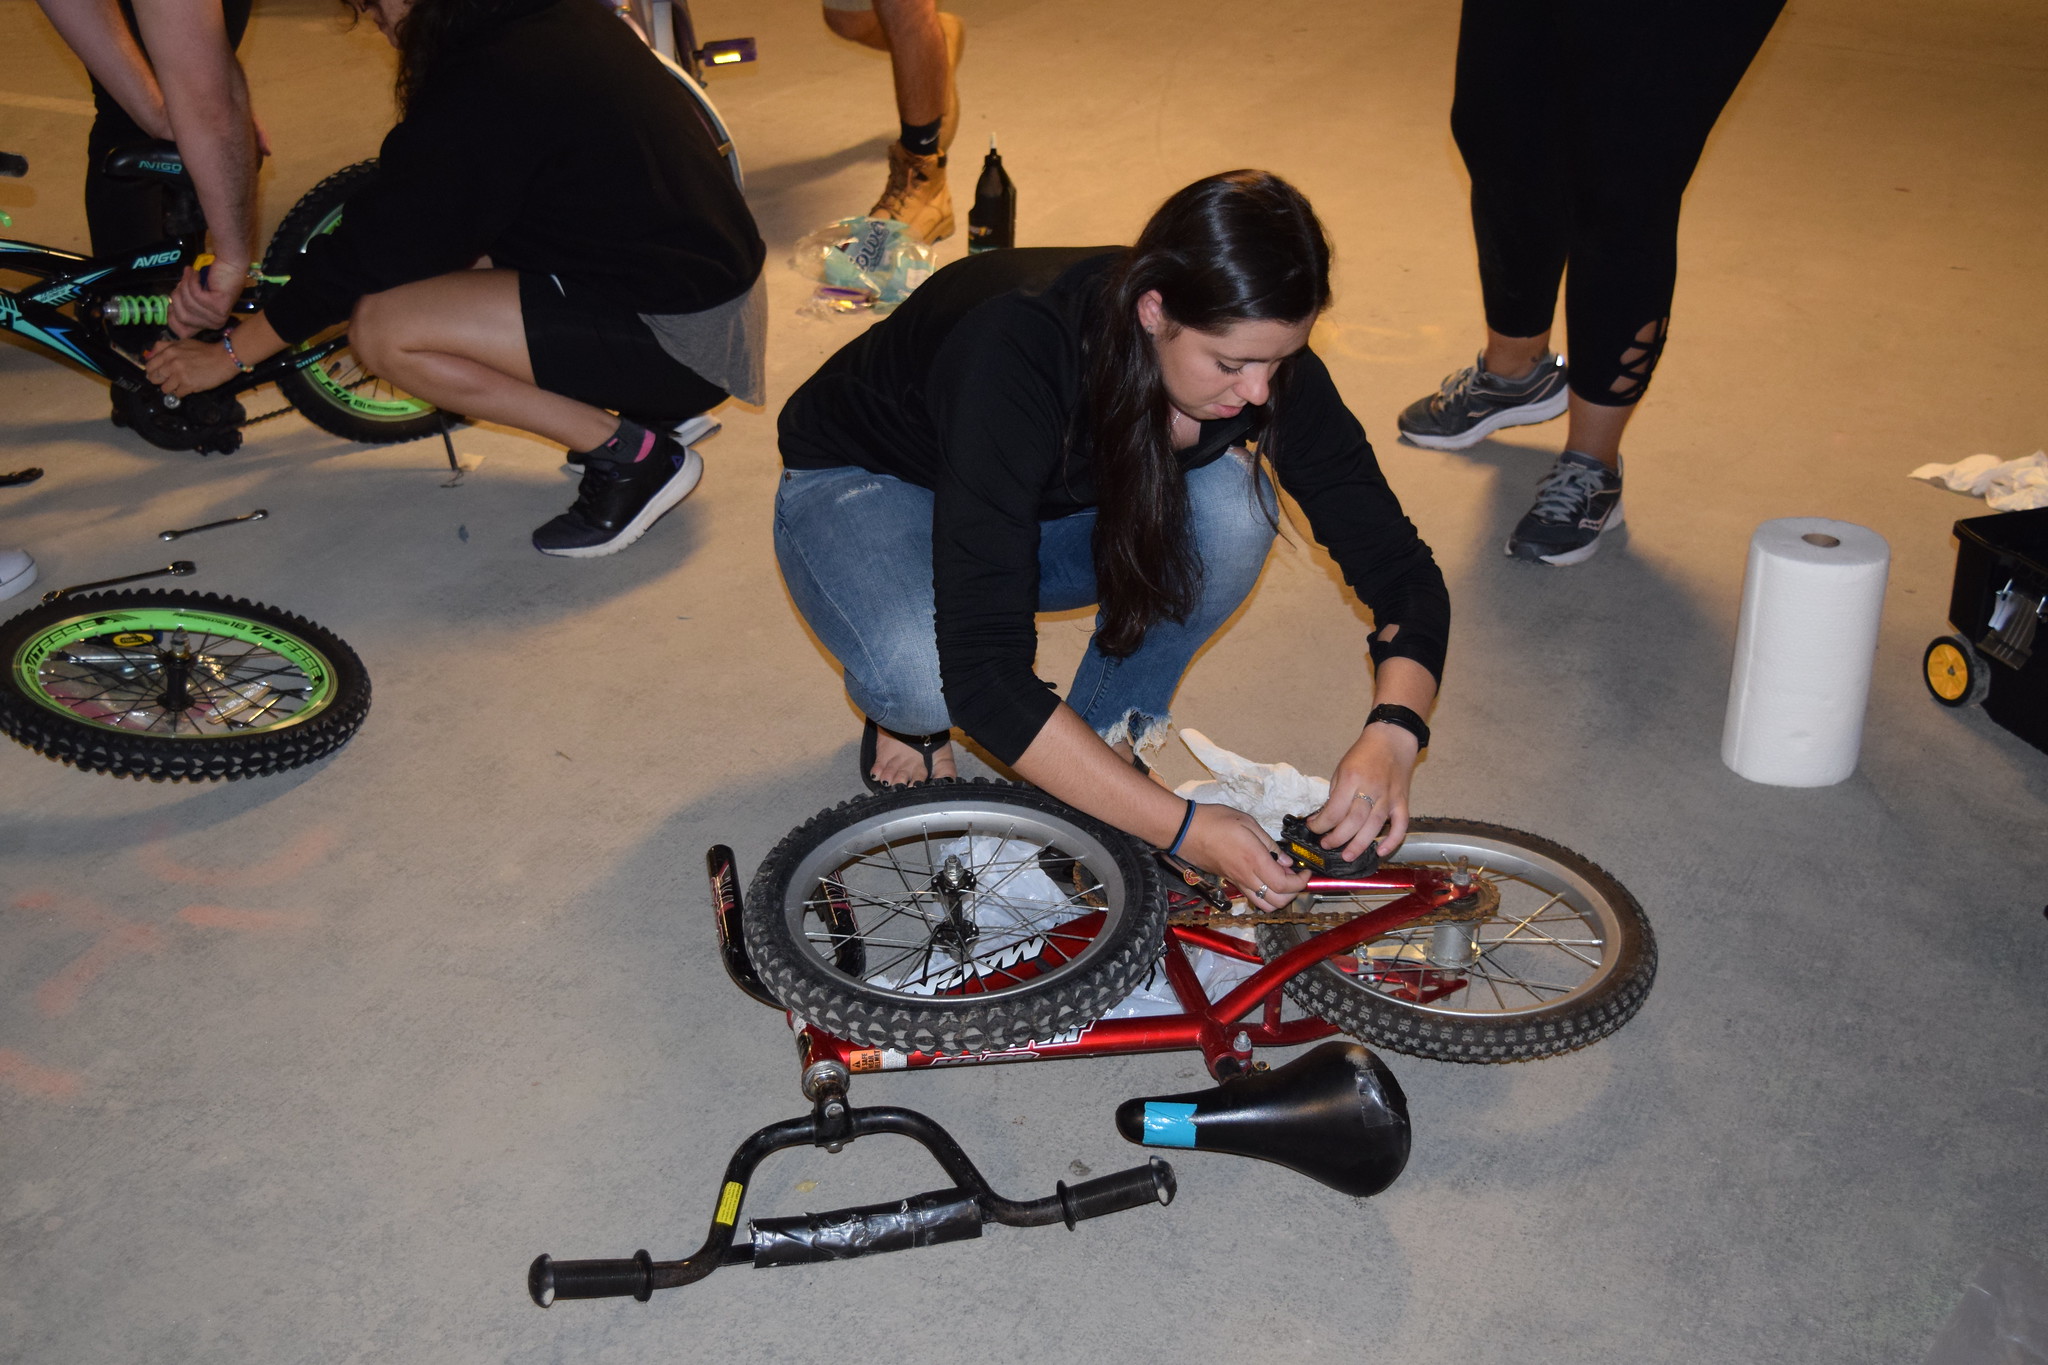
left=779, top=248, right=1451, bottom=766
left=265, top=0, right=763, bottom=345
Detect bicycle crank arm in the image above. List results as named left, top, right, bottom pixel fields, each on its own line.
left=160, top=509, right=266, bottom=542
left=41, top=560, right=195, bottom=603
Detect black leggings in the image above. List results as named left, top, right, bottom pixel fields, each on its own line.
left=84, top=0, right=254, bottom=257
left=1452, top=0, right=1783, bottom=406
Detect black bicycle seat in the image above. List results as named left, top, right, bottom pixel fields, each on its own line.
left=102, top=141, right=189, bottom=184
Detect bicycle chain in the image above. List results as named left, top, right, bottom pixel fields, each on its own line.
left=1163, top=879, right=1500, bottom=929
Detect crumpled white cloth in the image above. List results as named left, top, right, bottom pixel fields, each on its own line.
left=1909, top=451, right=2048, bottom=511
left=1171, top=728, right=1329, bottom=839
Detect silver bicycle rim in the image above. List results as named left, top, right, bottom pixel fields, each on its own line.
left=778, top=800, right=1133, bottom=1004
left=1297, top=830, right=1626, bottom=1020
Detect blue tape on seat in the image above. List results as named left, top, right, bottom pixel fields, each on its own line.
left=1141, top=1101, right=1198, bottom=1149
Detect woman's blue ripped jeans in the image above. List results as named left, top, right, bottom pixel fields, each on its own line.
left=772, top=451, right=1278, bottom=758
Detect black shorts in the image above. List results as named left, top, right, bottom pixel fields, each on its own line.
left=519, top=271, right=727, bottom=423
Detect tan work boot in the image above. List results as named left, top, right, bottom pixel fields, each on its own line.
left=937, top=11, right=966, bottom=155
left=870, top=141, right=953, bottom=243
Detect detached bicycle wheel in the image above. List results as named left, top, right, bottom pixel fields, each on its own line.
left=1257, top=819, right=1655, bottom=1062
left=0, top=590, right=371, bottom=781
left=743, top=780, right=1168, bottom=1055
left=260, top=161, right=451, bottom=445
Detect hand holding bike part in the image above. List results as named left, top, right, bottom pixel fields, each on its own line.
left=160, top=509, right=266, bottom=542
left=1280, top=812, right=1382, bottom=878
left=528, top=1080, right=1173, bottom=1305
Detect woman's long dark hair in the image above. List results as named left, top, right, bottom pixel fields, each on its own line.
left=1081, top=170, right=1331, bottom=657
left=379, top=0, right=516, bottom=112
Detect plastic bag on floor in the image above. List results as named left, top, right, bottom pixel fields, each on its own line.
left=790, top=216, right=934, bottom=315
left=1923, top=1250, right=2048, bottom=1365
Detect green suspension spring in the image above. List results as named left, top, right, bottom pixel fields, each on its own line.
left=99, top=295, right=172, bottom=327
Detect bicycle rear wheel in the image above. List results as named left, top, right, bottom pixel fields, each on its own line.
left=1256, top=819, right=1655, bottom=1062
left=260, top=161, right=451, bottom=445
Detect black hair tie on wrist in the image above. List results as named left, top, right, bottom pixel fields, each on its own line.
left=1165, top=798, right=1197, bottom=858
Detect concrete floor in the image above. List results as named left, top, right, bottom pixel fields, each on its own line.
left=3, top=1, right=2046, bottom=1361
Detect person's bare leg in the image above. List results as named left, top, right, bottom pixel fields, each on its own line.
left=349, top=271, right=617, bottom=451
left=871, top=0, right=946, bottom=127
left=1482, top=327, right=1552, bottom=382
left=822, top=6, right=889, bottom=51
left=1562, top=394, right=1632, bottom=469
left=869, top=729, right=959, bottom=785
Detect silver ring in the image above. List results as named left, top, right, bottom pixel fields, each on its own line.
left=1354, top=792, right=1375, bottom=806
left=1254, top=884, right=1270, bottom=899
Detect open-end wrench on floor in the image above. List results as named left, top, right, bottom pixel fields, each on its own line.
left=41, top=561, right=196, bottom=603
left=160, top=509, right=266, bottom=542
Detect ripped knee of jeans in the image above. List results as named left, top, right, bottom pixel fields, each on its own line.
left=1099, top=709, right=1170, bottom=760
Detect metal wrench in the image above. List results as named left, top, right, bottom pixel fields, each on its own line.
left=41, top=561, right=196, bottom=604
left=160, top=508, right=266, bottom=542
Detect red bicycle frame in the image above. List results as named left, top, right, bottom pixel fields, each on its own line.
left=709, top=849, right=1464, bottom=1089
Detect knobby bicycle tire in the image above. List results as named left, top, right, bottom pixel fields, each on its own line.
left=0, top=589, right=371, bottom=781
left=260, top=162, right=452, bottom=445
left=743, top=780, right=1168, bottom=1055
left=1257, top=818, right=1655, bottom=1062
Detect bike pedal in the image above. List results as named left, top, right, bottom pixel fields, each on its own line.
left=1280, top=814, right=1381, bottom=878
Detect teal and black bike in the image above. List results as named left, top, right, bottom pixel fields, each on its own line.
left=0, top=144, right=448, bottom=454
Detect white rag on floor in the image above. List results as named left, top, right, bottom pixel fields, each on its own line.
left=1908, top=451, right=2048, bottom=511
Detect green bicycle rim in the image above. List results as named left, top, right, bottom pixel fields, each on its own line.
left=294, top=203, right=436, bottom=421
left=14, top=605, right=337, bottom=736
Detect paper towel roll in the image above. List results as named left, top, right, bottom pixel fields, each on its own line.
left=1721, top=518, right=1890, bottom=786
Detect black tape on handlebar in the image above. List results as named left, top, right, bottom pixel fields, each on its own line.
left=749, top=1189, right=983, bottom=1267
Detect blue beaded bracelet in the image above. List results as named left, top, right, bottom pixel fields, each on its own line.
left=1165, top=798, right=1197, bottom=858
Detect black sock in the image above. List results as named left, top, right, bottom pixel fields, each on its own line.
left=578, top=417, right=658, bottom=466
left=900, top=117, right=941, bottom=158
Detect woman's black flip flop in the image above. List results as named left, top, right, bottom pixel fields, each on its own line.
left=859, top=718, right=952, bottom=793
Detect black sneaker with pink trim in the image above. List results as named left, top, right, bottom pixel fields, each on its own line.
left=533, top=422, right=704, bottom=558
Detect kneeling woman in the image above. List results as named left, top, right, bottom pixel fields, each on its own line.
left=776, top=171, right=1449, bottom=905
left=147, top=0, right=764, bottom=558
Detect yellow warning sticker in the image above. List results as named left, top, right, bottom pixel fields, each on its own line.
left=111, top=632, right=154, bottom=647
left=714, top=1181, right=744, bottom=1226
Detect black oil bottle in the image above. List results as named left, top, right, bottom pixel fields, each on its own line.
left=967, top=136, right=1016, bottom=253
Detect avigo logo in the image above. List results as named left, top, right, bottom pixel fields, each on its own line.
left=132, top=249, right=181, bottom=270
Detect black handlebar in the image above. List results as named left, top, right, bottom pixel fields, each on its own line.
left=528, top=1103, right=1175, bottom=1304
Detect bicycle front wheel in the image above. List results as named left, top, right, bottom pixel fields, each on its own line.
left=1257, top=819, right=1655, bottom=1062
left=0, top=590, right=371, bottom=781
left=743, top=780, right=1167, bottom=1054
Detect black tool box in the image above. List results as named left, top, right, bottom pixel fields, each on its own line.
left=1927, top=507, right=2048, bottom=754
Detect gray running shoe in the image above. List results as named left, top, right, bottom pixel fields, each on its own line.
left=1504, top=451, right=1624, bottom=566
left=1398, top=352, right=1570, bottom=450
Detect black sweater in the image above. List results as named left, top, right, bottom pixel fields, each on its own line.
left=779, top=248, right=1452, bottom=766
left=266, top=0, right=763, bottom=344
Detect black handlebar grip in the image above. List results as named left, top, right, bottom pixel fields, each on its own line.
left=0, top=153, right=27, bottom=179
left=1055, top=1157, right=1177, bottom=1228
left=527, top=1250, right=653, bottom=1306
